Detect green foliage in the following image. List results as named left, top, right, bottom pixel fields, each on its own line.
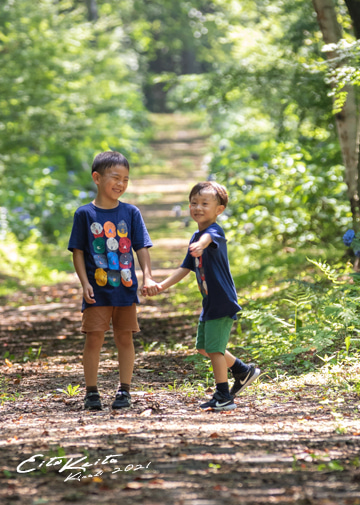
left=320, top=39, right=360, bottom=113
left=210, top=139, right=348, bottom=248
left=0, top=233, right=69, bottom=296
left=236, top=257, right=360, bottom=373
left=22, top=346, right=42, bottom=363
left=0, top=0, right=148, bottom=243
left=58, top=384, right=81, bottom=397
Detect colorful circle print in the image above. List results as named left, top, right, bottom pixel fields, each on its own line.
left=107, top=237, right=119, bottom=251
left=90, top=222, right=104, bottom=238
left=93, top=237, right=105, bottom=254
left=121, top=268, right=133, bottom=287
left=117, top=220, right=128, bottom=237
left=119, top=237, right=131, bottom=253
left=108, top=271, right=121, bottom=287
left=119, top=253, right=132, bottom=269
left=107, top=252, right=119, bottom=270
left=95, top=268, right=107, bottom=287
left=94, top=254, right=108, bottom=269
left=104, top=221, right=116, bottom=238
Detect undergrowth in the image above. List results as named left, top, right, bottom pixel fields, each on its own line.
left=232, top=256, right=360, bottom=378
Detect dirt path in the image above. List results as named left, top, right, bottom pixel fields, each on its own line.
left=1, top=115, right=360, bottom=505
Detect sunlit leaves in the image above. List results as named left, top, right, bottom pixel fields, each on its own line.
left=0, top=0, right=147, bottom=242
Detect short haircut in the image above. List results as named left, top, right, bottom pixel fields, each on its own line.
left=189, top=181, right=228, bottom=208
left=91, top=151, right=130, bottom=174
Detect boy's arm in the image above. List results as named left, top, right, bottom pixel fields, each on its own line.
left=135, top=247, right=159, bottom=296
left=72, top=248, right=96, bottom=304
left=189, top=232, right=212, bottom=257
left=158, top=267, right=190, bottom=292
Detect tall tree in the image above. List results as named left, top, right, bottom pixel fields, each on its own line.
left=312, top=0, right=360, bottom=225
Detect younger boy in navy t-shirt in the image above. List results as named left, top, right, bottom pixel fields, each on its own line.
left=149, top=181, right=260, bottom=411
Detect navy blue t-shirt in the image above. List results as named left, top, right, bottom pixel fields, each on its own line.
left=181, top=222, right=241, bottom=321
left=68, top=202, right=152, bottom=311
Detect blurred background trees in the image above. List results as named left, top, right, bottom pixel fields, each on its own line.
left=1, top=0, right=360, bottom=264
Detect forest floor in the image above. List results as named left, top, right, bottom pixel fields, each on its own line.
left=1, top=114, right=360, bottom=505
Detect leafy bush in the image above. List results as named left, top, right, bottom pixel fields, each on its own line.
left=209, top=138, right=349, bottom=248
left=235, top=258, right=360, bottom=373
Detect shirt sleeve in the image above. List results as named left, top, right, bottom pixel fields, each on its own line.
left=181, top=249, right=195, bottom=271
left=206, top=223, right=225, bottom=248
left=130, top=207, right=153, bottom=251
left=68, top=209, right=87, bottom=252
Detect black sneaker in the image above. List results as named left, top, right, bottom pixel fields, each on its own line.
left=84, top=391, right=102, bottom=410
left=230, top=364, right=260, bottom=396
left=112, top=390, right=131, bottom=409
left=200, top=391, right=236, bottom=411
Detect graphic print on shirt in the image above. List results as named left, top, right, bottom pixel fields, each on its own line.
left=91, top=221, right=133, bottom=288
left=195, top=255, right=208, bottom=296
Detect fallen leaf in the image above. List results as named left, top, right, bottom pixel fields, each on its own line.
left=140, top=409, right=153, bottom=417
left=117, top=427, right=129, bottom=433
left=210, top=432, right=219, bottom=439
left=5, top=359, right=12, bottom=367
left=124, top=482, right=143, bottom=490
left=149, top=479, right=165, bottom=485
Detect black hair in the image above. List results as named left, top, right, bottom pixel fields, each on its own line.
left=91, top=151, right=130, bottom=174
left=189, top=181, right=228, bottom=208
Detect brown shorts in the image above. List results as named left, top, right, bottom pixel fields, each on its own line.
left=81, top=304, right=140, bottom=334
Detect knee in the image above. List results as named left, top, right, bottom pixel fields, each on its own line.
left=114, top=331, right=133, bottom=347
left=85, top=332, right=104, bottom=350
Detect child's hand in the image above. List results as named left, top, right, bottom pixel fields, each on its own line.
left=189, top=241, right=204, bottom=257
left=142, top=278, right=161, bottom=297
left=83, top=283, right=96, bottom=304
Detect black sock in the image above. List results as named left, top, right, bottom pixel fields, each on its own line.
left=118, top=383, right=130, bottom=394
left=230, top=358, right=249, bottom=375
left=86, top=386, right=98, bottom=394
left=216, top=382, right=231, bottom=399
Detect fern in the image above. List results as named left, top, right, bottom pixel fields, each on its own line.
left=282, top=281, right=314, bottom=307
left=307, top=257, right=345, bottom=284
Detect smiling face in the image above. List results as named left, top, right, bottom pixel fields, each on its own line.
left=189, top=189, right=225, bottom=231
left=92, top=164, right=129, bottom=208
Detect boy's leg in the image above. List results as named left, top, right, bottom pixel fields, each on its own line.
left=207, top=352, right=228, bottom=384
left=81, top=306, right=113, bottom=410
left=82, top=331, right=105, bottom=410
left=111, top=304, right=140, bottom=409
left=83, top=331, right=105, bottom=386
left=113, top=329, right=135, bottom=386
left=200, top=347, right=260, bottom=396
left=197, top=318, right=236, bottom=411
left=199, top=348, right=239, bottom=368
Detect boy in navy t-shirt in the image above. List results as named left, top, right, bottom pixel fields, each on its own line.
left=149, top=181, right=260, bottom=410
left=68, top=151, right=158, bottom=411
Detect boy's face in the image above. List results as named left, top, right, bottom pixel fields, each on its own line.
left=92, top=164, right=129, bottom=205
left=189, top=190, right=225, bottom=231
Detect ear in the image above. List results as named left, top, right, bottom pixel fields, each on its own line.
left=92, top=171, right=101, bottom=185
left=216, top=205, right=225, bottom=216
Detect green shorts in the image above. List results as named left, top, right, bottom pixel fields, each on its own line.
left=196, top=316, right=234, bottom=355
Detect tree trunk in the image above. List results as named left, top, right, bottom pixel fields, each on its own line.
left=86, top=0, right=98, bottom=21
left=344, top=0, right=360, bottom=39
left=312, top=0, right=360, bottom=225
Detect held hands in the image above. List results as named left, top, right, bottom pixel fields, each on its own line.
left=142, top=277, right=162, bottom=297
